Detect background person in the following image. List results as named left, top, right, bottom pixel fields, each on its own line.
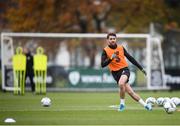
left=23, top=47, right=35, bottom=92
left=101, top=33, right=151, bottom=111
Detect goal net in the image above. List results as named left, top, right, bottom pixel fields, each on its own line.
left=1, top=33, right=166, bottom=91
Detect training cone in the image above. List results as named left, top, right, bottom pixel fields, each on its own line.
left=4, top=118, right=16, bottom=123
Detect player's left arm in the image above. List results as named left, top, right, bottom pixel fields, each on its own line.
left=123, top=47, right=146, bottom=76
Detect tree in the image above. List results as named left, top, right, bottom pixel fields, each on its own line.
left=3, top=0, right=180, bottom=33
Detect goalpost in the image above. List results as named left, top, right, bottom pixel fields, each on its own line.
left=1, top=32, right=167, bottom=91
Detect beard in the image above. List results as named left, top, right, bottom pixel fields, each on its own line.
left=109, top=43, right=117, bottom=49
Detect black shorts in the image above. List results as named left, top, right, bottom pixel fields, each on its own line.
left=111, top=67, right=130, bottom=83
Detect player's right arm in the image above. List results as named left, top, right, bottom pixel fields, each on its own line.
left=101, top=49, right=112, bottom=68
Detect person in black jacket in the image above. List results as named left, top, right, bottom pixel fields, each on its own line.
left=23, top=47, right=35, bottom=92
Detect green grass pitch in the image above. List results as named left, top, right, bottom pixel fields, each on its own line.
left=0, top=91, right=180, bottom=125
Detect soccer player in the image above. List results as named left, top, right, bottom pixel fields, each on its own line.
left=101, top=33, right=152, bottom=111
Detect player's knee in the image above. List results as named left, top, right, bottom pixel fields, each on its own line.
left=118, top=82, right=125, bottom=88
left=118, top=78, right=127, bottom=87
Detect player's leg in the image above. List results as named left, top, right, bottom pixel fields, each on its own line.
left=125, top=84, right=140, bottom=101
left=118, top=74, right=128, bottom=111
left=125, top=84, right=152, bottom=111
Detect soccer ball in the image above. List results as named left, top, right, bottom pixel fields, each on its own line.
left=41, top=97, right=51, bottom=107
left=164, top=97, right=171, bottom=102
left=145, top=97, right=156, bottom=106
left=171, top=97, right=180, bottom=106
left=163, top=100, right=176, bottom=114
left=156, top=97, right=164, bottom=106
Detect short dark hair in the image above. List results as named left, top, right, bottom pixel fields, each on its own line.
left=107, top=33, right=116, bottom=39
